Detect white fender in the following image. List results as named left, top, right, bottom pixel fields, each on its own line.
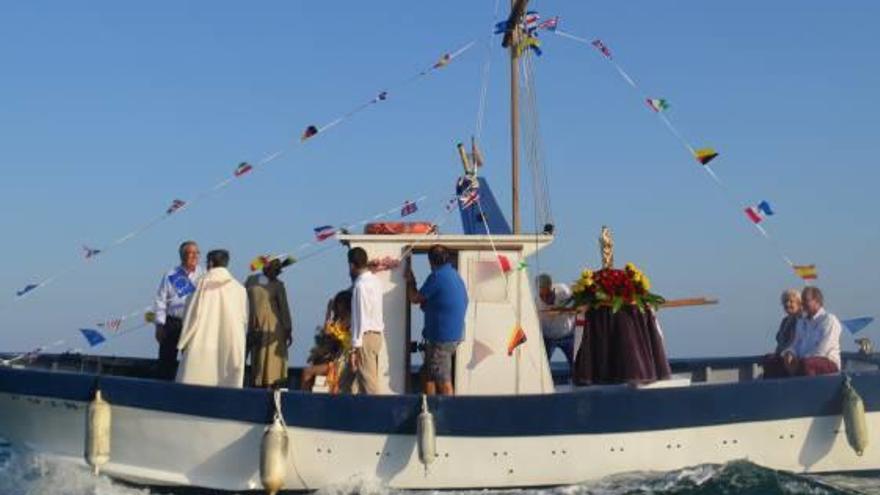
left=842, top=376, right=869, bottom=456
left=417, top=395, right=436, bottom=470
left=260, top=390, right=289, bottom=495
left=85, top=389, right=111, bottom=475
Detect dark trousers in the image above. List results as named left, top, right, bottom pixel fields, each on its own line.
left=157, top=316, right=183, bottom=380
left=544, top=334, right=575, bottom=368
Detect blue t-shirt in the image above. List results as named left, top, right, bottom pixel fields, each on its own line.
left=419, top=263, right=469, bottom=343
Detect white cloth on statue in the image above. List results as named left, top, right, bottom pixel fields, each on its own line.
left=176, top=267, right=248, bottom=388
left=537, top=283, right=574, bottom=340
left=786, top=308, right=842, bottom=370
left=351, top=271, right=385, bottom=348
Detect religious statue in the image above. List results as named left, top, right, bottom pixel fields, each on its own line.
left=599, top=225, right=614, bottom=269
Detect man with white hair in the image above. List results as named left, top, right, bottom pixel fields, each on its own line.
left=536, top=273, right=575, bottom=368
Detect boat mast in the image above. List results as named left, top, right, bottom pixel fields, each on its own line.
left=506, top=0, right=528, bottom=234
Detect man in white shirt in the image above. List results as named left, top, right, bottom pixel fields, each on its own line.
left=536, top=274, right=575, bottom=367
left=765, top=286, right=841, bottom=378
left=347, top=247, right=385, bottom=394
left=153, top=241, right=205, bottom=380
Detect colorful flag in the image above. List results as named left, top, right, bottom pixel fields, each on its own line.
left=537, top=16, right=559, bottom=32
left=494, top=20, right=510, bottom=35
left=592, top=39, right=612, bottom=59
left=843, top=317, right=874, bottom=335
left=16, top=284, right=38, bottom=297
left=145, top=311, right=157, bottom=324
left=527, top=35, right=542, bottom=56
left=517, top=260, right=528, bottom=271
left=793, top=264, right=818, bottom=280
left=166, top=199, right=186, bottom=215
left=694, top=148, right=719, bottom=166
left=744, top=201, right=774, bottom=224
left=79, top=328, right=106, bottom=347
left=646, top=98, right=669, bottom=113
left=459, top=188, right=480, bottom=209
left=506, top=326, right=527, bottom=356
left=314, top=225, right=336, bottom=242
left=433, top=53, right=452, bottom=69
left=234, top=162, right=253, bottom=177
left=250, top=255, right=270, bottom=272
left=400, top=200, right=418, bottom=217
left=524, top=11, right=540, bottom=31
left=97, top=318, right=122, bottom=331
left=301, top=125, right=319, bottom=142
left=82, top=245, right=102, bottom=259
left=498, top=255, right=512, bottom=273
left=377, top=91, right=388, bottom=101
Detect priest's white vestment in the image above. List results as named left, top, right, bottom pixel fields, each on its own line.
left=176, top=267, right=248, bottom=388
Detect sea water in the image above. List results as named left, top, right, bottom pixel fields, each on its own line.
left=2, top=439, right=877, bottom=495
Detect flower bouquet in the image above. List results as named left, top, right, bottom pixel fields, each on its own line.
left=570, top=263, right=665, bottom=313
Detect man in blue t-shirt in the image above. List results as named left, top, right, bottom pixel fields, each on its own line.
left=405, top=245, right=469, bottom=395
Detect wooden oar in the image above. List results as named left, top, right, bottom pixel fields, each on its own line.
left=539, top=297, right=718, bottom=315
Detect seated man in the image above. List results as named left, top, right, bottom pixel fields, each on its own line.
left=536, top=274, right=575, bottom=368
left=405, top=245, right=468, bottom=396
left=763, top=286, right=841, bottom=378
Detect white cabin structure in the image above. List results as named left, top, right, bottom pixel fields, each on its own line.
left=338, top=233, right=555, bottom=396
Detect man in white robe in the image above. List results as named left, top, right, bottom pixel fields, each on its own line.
left=176, top=249, right=248, bottom=388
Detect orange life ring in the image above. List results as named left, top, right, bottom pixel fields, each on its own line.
left=364, top=222, right=435, bottom=235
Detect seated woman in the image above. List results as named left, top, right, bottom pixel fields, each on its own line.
left=774, top=289, right=801, bottom=354
left=301, top=290, right=352, bottom=393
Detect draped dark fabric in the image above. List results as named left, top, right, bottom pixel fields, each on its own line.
left=774, top=314, right=799, bottom=354
left=573, top=306, right=671, bottom=386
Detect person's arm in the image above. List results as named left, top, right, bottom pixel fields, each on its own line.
left=153, top=273, right=170, bottom=342
left=277, top=283, right=293, bottom=347
left=781, top=318, right=803, bottom=363
left=349, top=283, right=364, bottom=370
left=405, top=268, right=425, bottom=304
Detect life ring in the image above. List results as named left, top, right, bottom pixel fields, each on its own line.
left=364, top=222, right=435, bottom=235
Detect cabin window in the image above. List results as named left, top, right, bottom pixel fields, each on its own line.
left=469, top=259, right=509, bottom=303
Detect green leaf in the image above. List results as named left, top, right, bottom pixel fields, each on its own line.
left=612, top=296, right=624, bottom=314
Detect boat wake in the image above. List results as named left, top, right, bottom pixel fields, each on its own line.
left=0, top=441, right=874, bottom=495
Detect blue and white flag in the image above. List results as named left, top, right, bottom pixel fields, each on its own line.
left=79, top=328, right=106, bottom=347
left=168, top=268, right=196, bottom=298
left=843, top=317, right=874, bottom=335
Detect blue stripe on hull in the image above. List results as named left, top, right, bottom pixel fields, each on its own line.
left=0, top=367, right=876, bottom=436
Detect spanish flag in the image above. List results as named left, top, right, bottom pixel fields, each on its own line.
left=793, top=264, right=818, bottom=280
left=507, top=326, right=527, bottom=356
left=694, top=148, right=719, bottom=165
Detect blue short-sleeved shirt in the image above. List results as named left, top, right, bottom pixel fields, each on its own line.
left=419, top=263, right=469, bottom=343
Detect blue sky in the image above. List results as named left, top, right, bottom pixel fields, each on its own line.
left=1, top=1, right=878, bottom=364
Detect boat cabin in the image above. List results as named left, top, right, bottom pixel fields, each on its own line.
left=339, top=233, right=555, bottom=396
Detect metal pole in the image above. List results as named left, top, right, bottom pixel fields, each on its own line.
left=510, top=0, right=521, bottom=234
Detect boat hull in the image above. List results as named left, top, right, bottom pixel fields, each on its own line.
left=1, top=366, right=879, bottom=491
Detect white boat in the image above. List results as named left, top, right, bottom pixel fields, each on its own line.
left=1, top=1, right=877, bottom=492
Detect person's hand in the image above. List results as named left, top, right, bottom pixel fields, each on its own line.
left=782, top=351, right=795, bottom=366
left=349, top=351, right=359, bottom=371
left=154, top=324, right=165, bottom=343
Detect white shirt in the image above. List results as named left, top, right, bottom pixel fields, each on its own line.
left=351, top=271, right=385, bottom=348
left=537, top=283, right=575, bottom=340
left=153, top=265, right=205, bottom=325
left=787, top=308, right=842, bottom=370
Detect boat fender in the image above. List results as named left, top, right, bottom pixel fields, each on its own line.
left=842, top=375, right=869, bottom=456
left=417, top=394, right=436, bottom=472
left=260, top=389, right=290, bottom=495
left=85, top=388, right=111, bottom=475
